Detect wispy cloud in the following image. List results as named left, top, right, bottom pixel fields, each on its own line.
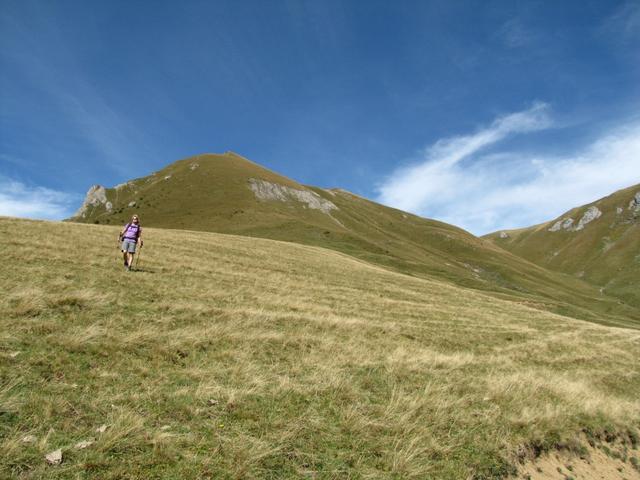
left=0, top=4, right=155, bottom=177
left=376, top=103, right=552, bottom=212
left=0, top=176, right=78, bottom=220
left=601, top=0, right=640, bottom=42
left=376, top=105, right=640, bottom=235
left=497, top=18, right=539, bottom=49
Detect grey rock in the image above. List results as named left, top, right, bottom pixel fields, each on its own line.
left=74, top=439, right=94, bottom=449
left=574, top=206, right=602, bottom=231
left=549, top=217, right=574, bottom=232
left=548, top=220, right=563, bottom=232
left=248, top=178, right=338, bottom=214
left=128, top=201, right=136, bottom=207
left=499, top=231, right=509, bottom=239
left=73, top=185, right=108, bottom=218
left=45, top=449, right=62, bottom=465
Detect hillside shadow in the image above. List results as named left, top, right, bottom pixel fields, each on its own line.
left=131, top=268, right=155, bottom=274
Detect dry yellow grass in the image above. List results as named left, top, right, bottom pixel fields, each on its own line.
left=0, top=217, right=639, bottom=479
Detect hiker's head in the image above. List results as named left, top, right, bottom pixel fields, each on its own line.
left=131, top=215, right=140, bottom=224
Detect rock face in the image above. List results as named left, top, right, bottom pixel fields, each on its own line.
left=548, top=206, right=601, bottom=232
left=248, top=178, right=338, bottom=214
left=629, top=192, right=640, bottom=211
left=574, top=206, right=602, bottom=231
left=549, top=217, right=574, bottom=232
left=73, top=185, right=110, bottom=218
left=499, top=231, right=509, bottom=239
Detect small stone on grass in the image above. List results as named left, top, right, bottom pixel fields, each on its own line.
left=74, top=439, right=94, bottom=449
left=45, top=448, right=62, bottom=465
left=21, top=434, right=37, bottom=443
left=96, top=424, right=108, bottom=433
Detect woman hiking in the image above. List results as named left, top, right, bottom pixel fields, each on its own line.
left=119, top=215, right=143, bottom=271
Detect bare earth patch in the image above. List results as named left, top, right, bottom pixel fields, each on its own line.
left=516, top=443, right=640, bottom=480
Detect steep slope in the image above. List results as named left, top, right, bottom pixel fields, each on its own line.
left=1, top=218, right=639, bottom=479
left=70, top=152, right=639, bottom=326
left=485, top=184, right=640, bottom=307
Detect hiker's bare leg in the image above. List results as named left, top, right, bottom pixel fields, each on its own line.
left=122, top=251, right=128, bottom=265
left=127, top=252, right=134, bottom=267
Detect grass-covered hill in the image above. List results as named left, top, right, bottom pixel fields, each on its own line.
left=69, top=152, right=639, bottom=327
left=1, top=218, right=639, bottom=479
left=484, top=184, right=640, bottom=308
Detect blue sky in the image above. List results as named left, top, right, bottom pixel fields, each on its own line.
left=1, top=0, right=639, bottom=234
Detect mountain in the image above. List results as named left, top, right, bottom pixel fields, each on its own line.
left=484, top=184, right=640, bottom=308
left=70, top=152, right=640, bottom=327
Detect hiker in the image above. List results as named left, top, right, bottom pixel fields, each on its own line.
left=119, top=215, right=143, bottom=271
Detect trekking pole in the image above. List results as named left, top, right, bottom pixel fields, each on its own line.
left=116, top=235, right=121, bottom=264
left=134, top=242, right=143, bottom=271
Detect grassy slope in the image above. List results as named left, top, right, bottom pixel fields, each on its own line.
left=70, top=153, right=640, bottom=328
left=1, top=218, right=639, bottom=479
left=484, top=184, right=640, bottom=308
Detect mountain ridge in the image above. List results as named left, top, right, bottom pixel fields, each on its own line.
left=69, top=152, right=640, bottom=327
left=484, top=183, right=640, bottom=307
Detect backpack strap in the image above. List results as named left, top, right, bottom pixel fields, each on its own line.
left=120, top=223, right=131, bottom=239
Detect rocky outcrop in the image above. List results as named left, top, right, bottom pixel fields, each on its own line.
left=628, top=192, right=640, bottom=212
left=549, top=217, right=574, bottom=232
left=574, top=206, right=602, bottom=231
left=248, top=178, right=338, bottom=214
left=73, top=185, right=111, bottom=218
left=548, top=206, right=601, bottom=232
left=499, top=231, right=509, bottom=239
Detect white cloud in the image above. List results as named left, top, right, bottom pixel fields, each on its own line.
left=376, top=105, right=640, bottom=235
left=377, top=103, right=552, bottom=212
left=0, top=177, right=78, bottom=220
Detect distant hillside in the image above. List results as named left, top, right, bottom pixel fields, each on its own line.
left=484, top=184, right=640, bottom=307
left=69, top=152, right=639, bottom=327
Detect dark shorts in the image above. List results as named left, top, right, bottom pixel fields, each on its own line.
left=122, top=240, right=137, bottom=253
